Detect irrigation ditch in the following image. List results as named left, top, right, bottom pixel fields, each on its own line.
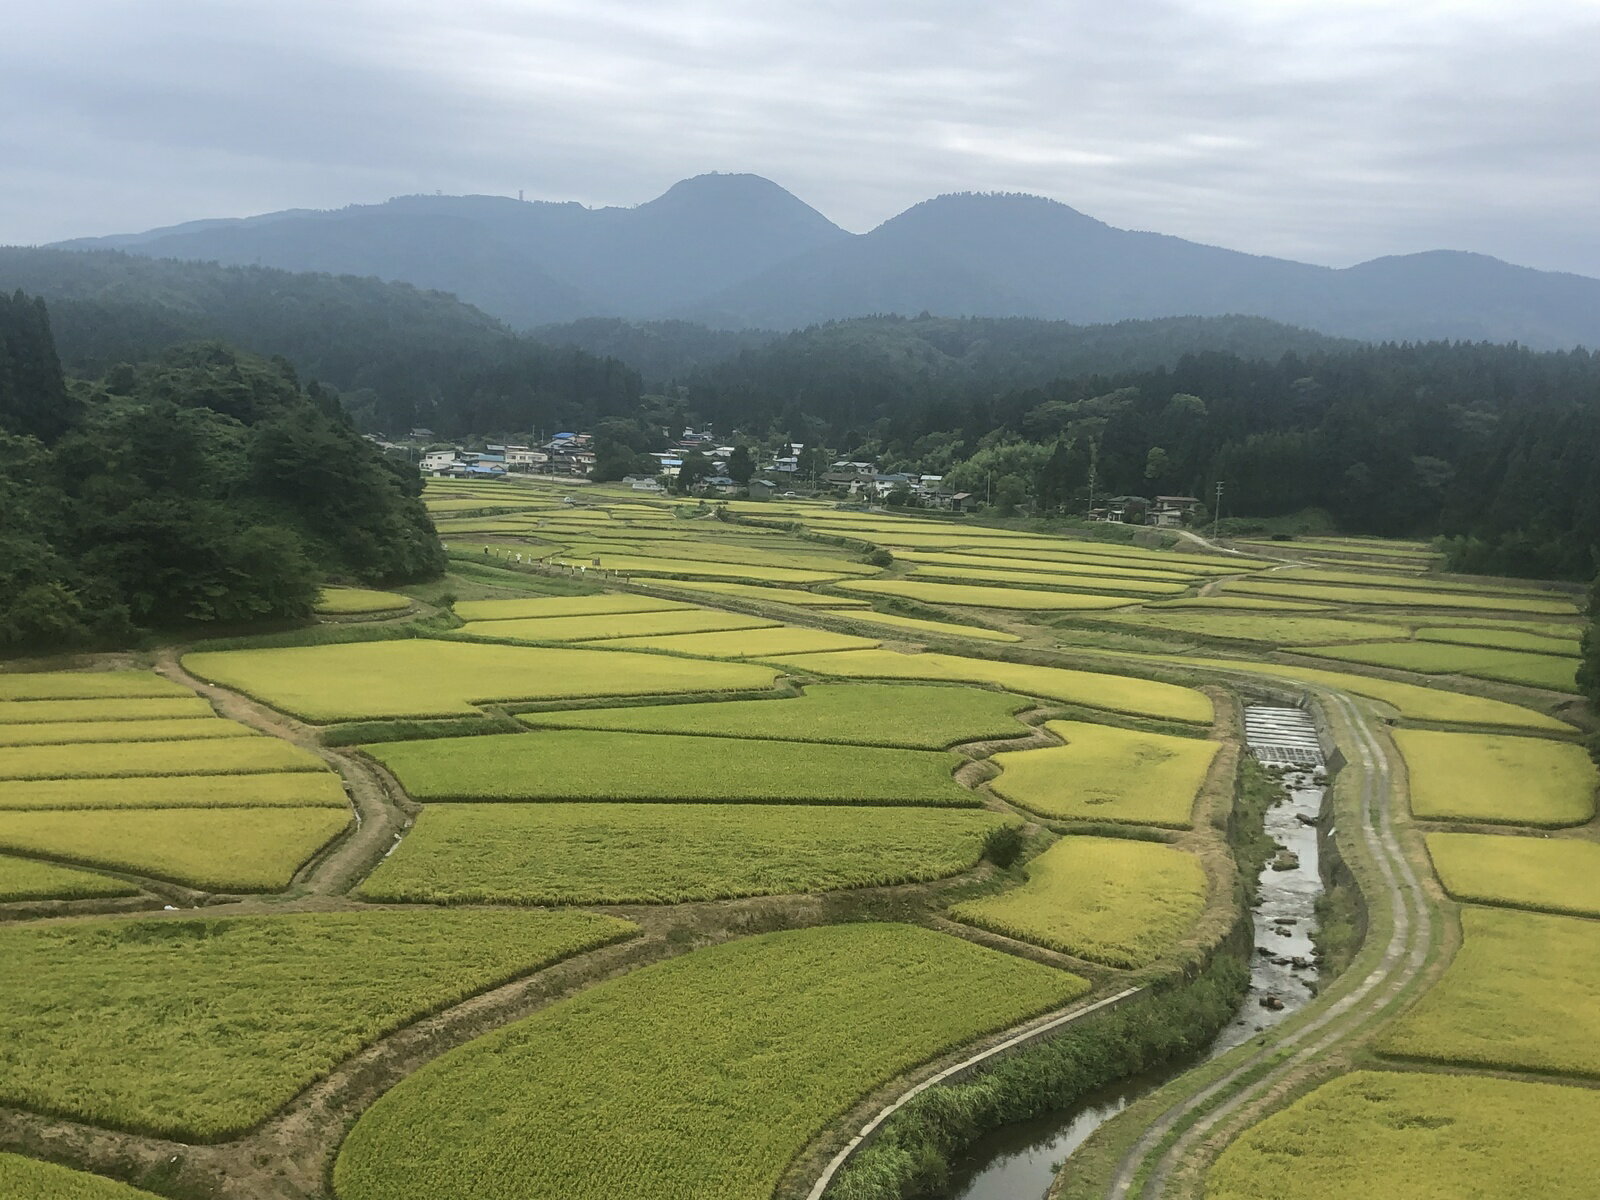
left=808, top=700, right=1334, bottom=1200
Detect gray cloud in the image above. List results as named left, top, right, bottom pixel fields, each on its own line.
left=4, top=0, right=1597, bottom=276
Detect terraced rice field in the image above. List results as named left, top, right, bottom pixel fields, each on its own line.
left=183, top=641, right=781, bottom=721
left=314, top=588, right=412, bottom=615
left=0, top=671, right=192, bottom=700
left=1294, top=640, right=1579, bottom=692
left=600, top=625, right=881, bottom=657
left=1205, top=1071, right=1600, bottom=1200
left=0, top=807, right=352, bottom=890
left=515, top=683, right=1029, bottom=747
left=0, top=1154, right=163, bottom=1199
left=645, top=580, right=871, bottom=606
left=1417, top=625, right=1581, bottom=655
left=0, top=696, right=216, bottom=723
left=1395, top=729, right=1596, bottom=826
left=0, top=853, right=140, bottom=902
left=907, top=564, right=1190, bottom=596
left=1145, top=596, right=1331, bottom=611
left=1426, top=833, right=1600, bottom=917
left=815, top=608, right=1021, bottom=642
left=366, top=729, right=975, bottom=805
left=1377, top=907, right=1600, bottom=1077
left=0, top=737, right=324, bottom=780
left=769, top=649, right=1215, bottom=724
left=0, top=773, right=349, bottom=811
left=546, top=552, right=857, bottom=584
left=1131, top=657, right=1572, bottom=731
left=456, top=608, right=779, bottom=642
left=0, top=717, right=260, bottom=746
left=987, top=721, right=1218, bottom=827
left=1222, top=579, right=1577, bottom=614
left=833, top=578, right=1136, bottom=610
left=0, top=909, right=635, bottom=1138
left=357, top=803, right=1016, bottom=904
left=950, top=835, right=1209, bottom=968
left=893, top=549, right=1200, bottom=583
left=452, top=594, right=691, bottom=621
left=1092, top=612, right=1412, bottom=645
left=332, top=924, right=1087, bottom=1200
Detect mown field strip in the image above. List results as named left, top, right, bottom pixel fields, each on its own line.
left=333, top=924, right=1089, bottom=1200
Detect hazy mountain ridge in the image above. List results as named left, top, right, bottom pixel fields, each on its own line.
left=49, top=174, right=1600, bottom=348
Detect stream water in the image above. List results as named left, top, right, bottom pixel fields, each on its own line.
left=938, top=706, right=1328, bottom=1200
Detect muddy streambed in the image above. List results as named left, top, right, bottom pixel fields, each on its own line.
left=937, top=706, right=1327, bottom=1200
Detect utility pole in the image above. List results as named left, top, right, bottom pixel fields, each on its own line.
left=1212, top=480, right=1225, bottom=541
left=1086, top=447, right=1097, bottom=517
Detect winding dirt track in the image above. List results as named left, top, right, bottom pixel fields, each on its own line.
left=1103, top=684, right=1436, bottom=1199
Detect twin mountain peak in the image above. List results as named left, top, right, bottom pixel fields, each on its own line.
left=55, top=173, right=1600, bottom=348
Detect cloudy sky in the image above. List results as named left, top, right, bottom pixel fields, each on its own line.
left=6, top=0, right=1598, bottom=276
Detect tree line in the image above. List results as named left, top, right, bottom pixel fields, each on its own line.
left=0, top=290, right=442, bottom=653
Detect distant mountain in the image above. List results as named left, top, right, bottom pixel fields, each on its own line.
left=49, top=176, right=1600, bottom=349
left=58, top=174, right=849, bottom=328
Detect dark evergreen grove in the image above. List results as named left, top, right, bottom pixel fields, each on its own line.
left=0, top=290, right=443, bottom=653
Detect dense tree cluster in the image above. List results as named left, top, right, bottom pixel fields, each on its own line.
left=0, top=291, right=442, bottom=653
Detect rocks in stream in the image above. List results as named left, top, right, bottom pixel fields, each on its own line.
left=1270, top=850, right=1301, bottom=871
left=1259, top=995, right=1286, bottom=1011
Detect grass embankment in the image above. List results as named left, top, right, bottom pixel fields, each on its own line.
left=332, top=924, right=1087, bottom=1200
left=0, top=909, right=635, bottom=1140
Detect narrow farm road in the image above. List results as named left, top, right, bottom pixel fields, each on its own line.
left=1103, top=685, right=1436, bottom=1199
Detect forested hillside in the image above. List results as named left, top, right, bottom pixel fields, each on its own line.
left=0, top=290, right=443, bottom=652
left=0, top=249, right=641, bottom=435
